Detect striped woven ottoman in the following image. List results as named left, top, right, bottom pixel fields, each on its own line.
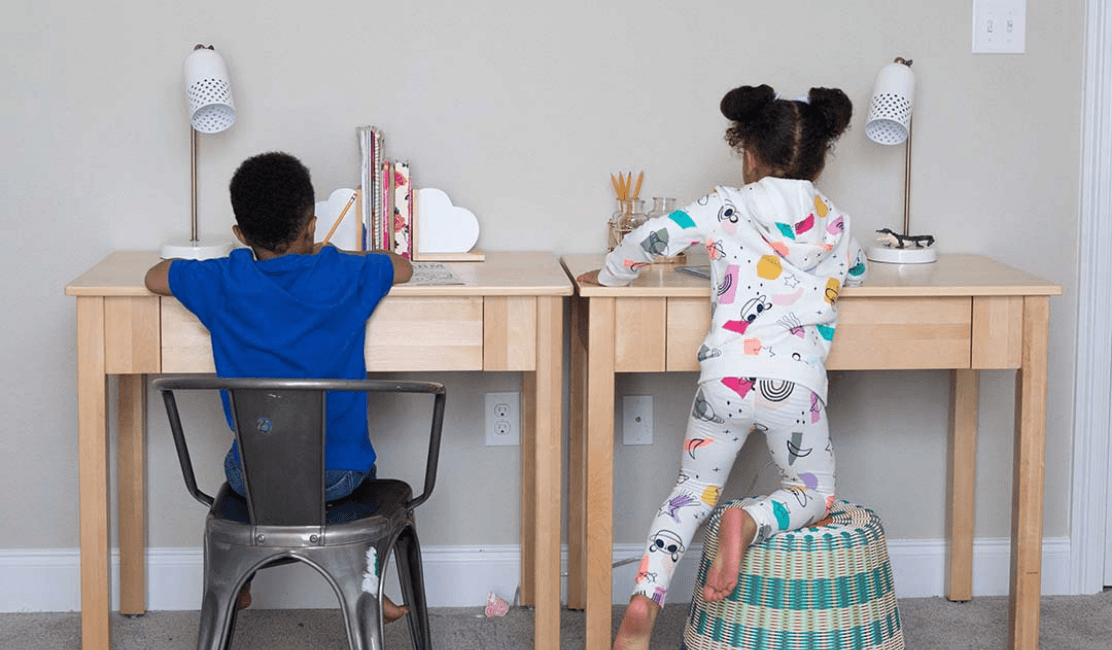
left=683, top=499, right=903, bottom=650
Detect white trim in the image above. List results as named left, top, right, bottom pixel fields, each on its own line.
left=0, top=538, right=1073, bottom=612
left=1071, top=0, right=1112, bottom=594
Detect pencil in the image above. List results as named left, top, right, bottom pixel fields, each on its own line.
left=611, top=173, right=621, bottom=198
left=632, top=171, right=643, bottom=200
left=322, top=191, right=358, bottom=245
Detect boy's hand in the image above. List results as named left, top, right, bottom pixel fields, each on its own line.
left=385, top=251, right=413, bottom=284
left=145, top=259, right=174, bottom=295
left=576, top=269, right=602, bottom=286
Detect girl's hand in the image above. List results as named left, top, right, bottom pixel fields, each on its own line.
left=577, top=269, right=601, bottom=286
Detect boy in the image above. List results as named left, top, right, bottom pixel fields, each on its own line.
left=146, top=151, right=412, bottom=615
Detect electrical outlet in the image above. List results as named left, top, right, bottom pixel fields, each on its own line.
left=622, top=396, right=653, bottom=445
left=973, top=0, right=1026, bottom=54
left=484, top=392, right=520, bottom=446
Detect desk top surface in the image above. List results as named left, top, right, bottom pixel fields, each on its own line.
left=67, top=251, right=574, bottom=298
left=561, top=253, right=1062, bottom=298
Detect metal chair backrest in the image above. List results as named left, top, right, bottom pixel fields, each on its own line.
left=154, top=376, right=447, bottom=527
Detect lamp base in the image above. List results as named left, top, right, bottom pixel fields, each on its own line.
left=160, top=239, right=234, bottom=260
left=866, top=244, right=938, bottom=264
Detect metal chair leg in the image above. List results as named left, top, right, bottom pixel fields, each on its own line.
left=395, top=526, right=431, bottom=650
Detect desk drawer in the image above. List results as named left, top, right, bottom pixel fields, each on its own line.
left=827, top=297, right=971, bottom=370
left=663, top=296, right=973, bottom=372
left=160, top=296, right=485, bottom=373
left=367, top=297, right=483, bottom=371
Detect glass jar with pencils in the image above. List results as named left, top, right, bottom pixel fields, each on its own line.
left=607, top=171, right=645, bottom=251
left=617, top=198, right=647, bottom=243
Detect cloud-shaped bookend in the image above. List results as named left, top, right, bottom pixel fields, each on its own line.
left=314, top=188, right=359, bottom=251
left=417, top=188, right=479, bottom=254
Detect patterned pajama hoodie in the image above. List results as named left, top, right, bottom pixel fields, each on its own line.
left=597, top=177, right=868, bottom=605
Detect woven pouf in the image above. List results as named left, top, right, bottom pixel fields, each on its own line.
left=683, top=499, right=903, bottom=650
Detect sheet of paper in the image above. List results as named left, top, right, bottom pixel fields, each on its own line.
left=408, top=262, right=465, bottom=286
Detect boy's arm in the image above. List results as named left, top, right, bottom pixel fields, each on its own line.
left=145, top=259, right=174, bottom=295
left=314, top=243, right=412, bottom=284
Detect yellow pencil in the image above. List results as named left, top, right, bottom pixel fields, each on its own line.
left=632, top=171, right=643, bottom=200
left=611, top=173, right=621, bottom=198
left=322, top=191, right=358, bottom=245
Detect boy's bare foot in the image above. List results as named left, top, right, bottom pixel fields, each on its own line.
left=382, top=596, right=410, bottom=623
left=703, top=507, right=756, bottom=602
left=613, top=594, right=660, bottom=650
left=234, top=583, right=406, bottom=621
left=236, top=585, right=252, bottom=610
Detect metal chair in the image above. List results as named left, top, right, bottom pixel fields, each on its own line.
left=153, top=376, right=446, bottom=650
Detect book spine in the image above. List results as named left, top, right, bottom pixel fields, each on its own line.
left=356, top=126, right=376, bottom=251
left=372, top=130, right=384, bottom=250
left=393, top=162, right=412, bottom=258
left=382, top=160, right=393, bottom=251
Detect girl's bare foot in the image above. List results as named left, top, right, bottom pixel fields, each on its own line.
left=703, top=508, right=756, bottom=602
left=382, top=596, right=410, bottom=623
left=613, top=594, right=660, bottom=650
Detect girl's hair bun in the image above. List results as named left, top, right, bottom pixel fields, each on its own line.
left=720, top=84, right=777, bottom=122
left=807, top=87, right=853, bottom=140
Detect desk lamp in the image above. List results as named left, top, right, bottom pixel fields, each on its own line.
left=160, top=45, right=237, bottom=260
left=864, top=57, right=937, bottom=264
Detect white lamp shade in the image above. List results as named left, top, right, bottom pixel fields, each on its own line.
left=183, top=47, right=236, bottom=134
left=865, top=61, right=915, bottom=145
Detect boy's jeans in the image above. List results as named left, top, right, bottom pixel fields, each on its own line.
left=224, top=449, right=375, bottom=502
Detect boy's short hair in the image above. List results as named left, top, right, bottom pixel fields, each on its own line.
left=229, top=152, right=315, bottom=253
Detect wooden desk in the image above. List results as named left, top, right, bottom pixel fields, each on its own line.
left=561, top=254, right=1061, bottom=650
left=65, top=251, right=572, bottom=650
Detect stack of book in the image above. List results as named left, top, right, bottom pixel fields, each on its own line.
left=357, top=126, right=413, bottom=258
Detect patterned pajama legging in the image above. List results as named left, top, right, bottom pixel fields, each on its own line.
left=631, top=376, right=836, bottom=606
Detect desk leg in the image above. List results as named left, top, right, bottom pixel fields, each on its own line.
left=520, top=371, right=537, bottom=607
left=77, top=297, right=110, bottom=650
left=946, top=369, right=978, bottom=602
left=118, top=374, right=147, bottom=615
left=1008, top=296, right=1050, bottom=650
left=531, top=296, right=564, bottom=650
left=585, top=298, right=616, bottom=650
left=566, top=297, right=587, bottom=610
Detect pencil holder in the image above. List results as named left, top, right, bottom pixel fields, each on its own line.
left=683, top=499, right=904, bottom=650
left=608, top=199, right=646, bottom=251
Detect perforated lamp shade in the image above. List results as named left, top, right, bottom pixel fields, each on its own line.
left=865, top=61, right=914, bottom=145
left=184, top=47, right=236, bottom=134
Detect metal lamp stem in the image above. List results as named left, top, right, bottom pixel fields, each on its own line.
left=903, top=117, right=913, bottom=237
left=190, top=126, right=198, bottom=244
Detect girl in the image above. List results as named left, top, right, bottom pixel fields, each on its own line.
left=578, top=84, right=867, bottom=650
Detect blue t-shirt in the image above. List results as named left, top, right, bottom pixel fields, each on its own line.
left=168, top=246, right=395, bottom=471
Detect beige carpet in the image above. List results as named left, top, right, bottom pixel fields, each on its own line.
left=2, top=591, right=1110, bottom=649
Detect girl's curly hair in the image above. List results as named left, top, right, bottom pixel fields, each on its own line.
left=721, top=84, right=853, bottom=182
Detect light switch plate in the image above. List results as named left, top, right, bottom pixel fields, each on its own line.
left=973, top=0, right=1026, bottom=54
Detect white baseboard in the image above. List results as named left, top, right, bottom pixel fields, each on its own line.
left=0, top=537, right=1072, bottom=613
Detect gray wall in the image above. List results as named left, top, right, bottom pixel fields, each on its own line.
left=0, top=0, right=1082, bottom=558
